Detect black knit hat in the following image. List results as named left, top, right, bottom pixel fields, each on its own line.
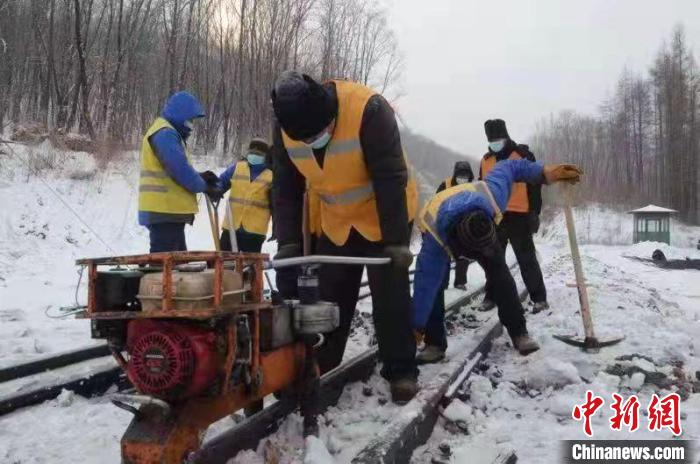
left=484, top=119, right=510, bottom=142
left=453, top=210, right=497, bottom=255
left=453, top=161, right=474, bottom=181
left=248, top=138, right=270, bottom=156
left=271, top=71, right=338, bottom=141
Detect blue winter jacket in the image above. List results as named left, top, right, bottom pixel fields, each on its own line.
left=138, top=91, right=207, bottom=225
left=412, top=159, right=544, bottom=329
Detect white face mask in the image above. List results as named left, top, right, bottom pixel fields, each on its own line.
left=184, top=120, right=194, bottom=130
left=455, top=176, right=470, bottom=185
left=306, top=130, right=332, bottom=150
left=489, top=139, right=505, bottom=153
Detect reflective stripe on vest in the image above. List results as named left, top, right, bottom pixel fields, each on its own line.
left=480, top=151, right=529, bottom=213
left=445, top=177, right=454, bottom=188
left=281, top=80, right=418, bottom=246
left=138, top=117, right=198, bottom=215
left=223, top=162, right=272, bottom=235
left=419, top=181, right=502, bottom=256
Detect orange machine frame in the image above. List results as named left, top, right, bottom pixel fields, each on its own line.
left=76, top=251, right=306, bottom=464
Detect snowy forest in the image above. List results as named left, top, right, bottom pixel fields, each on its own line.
left=531, top=26, right=699, bottom=224
left=0, top=0, right=404, bottom=153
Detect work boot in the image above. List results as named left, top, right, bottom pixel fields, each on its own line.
left=511, top=334, right=540, bottom=356
left=416, top=345, right=446, bottom=365
left=454, top=284, right=467, bottom=291
left=532, top=301, right=550, bottom=314
left=390, top=377, right=419, bottom=405
left=476, top=297, right=494, bottom=312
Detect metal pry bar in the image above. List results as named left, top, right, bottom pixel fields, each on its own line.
left=266, top=255, right=391, bottom=269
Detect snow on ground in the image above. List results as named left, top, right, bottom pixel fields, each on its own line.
left=0, top=142, right=276, bottom=369
left=1, top=142, right=699, bottom=463
left=413, top=242, right=700, bottom=463
left=540, top=203, right=699, bottom=249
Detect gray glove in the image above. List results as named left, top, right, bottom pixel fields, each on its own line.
left=383, top=245, right=413, bottom=268
left=274, top=243, right=302, bottom=260
left=274, top=243, right=302, bottom=299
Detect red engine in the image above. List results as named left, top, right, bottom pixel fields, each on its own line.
left=126, top=320, right=220, bottom=401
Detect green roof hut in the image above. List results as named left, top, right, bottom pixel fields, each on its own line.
left=627, top=204, right=677, bottom=245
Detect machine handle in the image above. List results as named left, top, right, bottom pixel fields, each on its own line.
left=266, top=255, right=391, bottom=269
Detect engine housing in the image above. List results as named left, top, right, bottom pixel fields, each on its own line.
left=126, top=320, right=220, bottom=400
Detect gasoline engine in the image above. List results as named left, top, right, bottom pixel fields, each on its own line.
left=75, top=251, right=360, bottom=464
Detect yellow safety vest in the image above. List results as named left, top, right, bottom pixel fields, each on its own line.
left=281, top=80, right=418, bottom=246
left=138, top=117, right=198, bottom=215
left=418, top=181, right=502, bottom=257
left=480, top=151, right=529, bottom=213
left=223, top=162, right=272, bottom=235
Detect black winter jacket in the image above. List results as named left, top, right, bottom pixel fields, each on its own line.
left=271, top=82, right=410, bottom=246
left=478, top=140, right=542, bottom=215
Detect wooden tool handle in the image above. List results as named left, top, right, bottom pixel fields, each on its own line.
left=563, top=184, right=595, bottom=340
left=205, top=195, right=221, bottom=252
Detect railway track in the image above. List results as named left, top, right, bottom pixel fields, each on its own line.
left=193, top=263, right=524, bottom=464
left=0, top=261, right=458, bottom=417
left=1, top=260, right=524, bottom=464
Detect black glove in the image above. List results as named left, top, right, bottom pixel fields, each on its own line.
left=199, top=170, right=219, bottom=186
left=205, top=185, right=224, bottom=202
left=528, top=213, right=540, bottom=234
left=274, top=243, right=302, bottom=299
left=383, top=245, right=413, bottom=268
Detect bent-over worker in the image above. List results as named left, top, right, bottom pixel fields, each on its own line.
left=412, top=159, right=581, bottom=364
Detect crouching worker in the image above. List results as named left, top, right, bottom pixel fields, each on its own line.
left=138, top=91, right=222, bottom=252
left=218, top=138, right=273, bottom=252
left=412, top=159, right=581, bottom=363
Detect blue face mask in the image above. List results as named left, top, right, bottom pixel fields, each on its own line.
left=306, top=130, right=332, bottom=150
left=489, top=140, right=505, bottom=153
left=247, top=153, right=265, bottom=165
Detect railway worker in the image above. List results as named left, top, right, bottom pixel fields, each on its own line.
left=436, top=161, right=475, bottom=291
left=412, top=158, right=581, bottom=364
left=479, top=119, right=548, bottom=313
left=270, top=71, right=420, bottom=404
left=218, top=138, right=273, bottom=253
left=138, top=91, right=222, bottom=252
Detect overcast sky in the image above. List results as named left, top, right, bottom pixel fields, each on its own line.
left=385, top=0, right=700, bottom=159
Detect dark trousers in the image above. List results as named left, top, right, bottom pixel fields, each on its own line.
left=146, top=223, right=187, bottom=252
left=220, top=228, right=266, bottom=253
left=424, top=268, right=450, bottom=351
left=316, top=231, right=417, bottom=381
left=425, top=243, right=528, bottom=349
left=486, top=213, right=546, bottom=303
left=454, top=259, right=470, bottom=287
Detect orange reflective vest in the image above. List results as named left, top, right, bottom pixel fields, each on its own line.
left=223, top=162, right=272, bottom=235
left=281, top=80, right=418, bottom=246
left=480, top=151, right=529, bottom=213
left=444, top=177, right=454, bottom=189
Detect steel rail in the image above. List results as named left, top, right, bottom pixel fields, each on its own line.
left=191, top=262, right=520, bottom=463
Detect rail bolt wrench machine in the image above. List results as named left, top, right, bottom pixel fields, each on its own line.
left=75, top=251, right=388, bottom=463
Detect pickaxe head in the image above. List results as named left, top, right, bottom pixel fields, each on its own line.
left=553, top=334, right=625, bottom=353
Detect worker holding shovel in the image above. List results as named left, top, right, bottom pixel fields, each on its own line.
left=217, top=138, right=274, bottom=253
left=412, top=159, right=582, bottom=363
